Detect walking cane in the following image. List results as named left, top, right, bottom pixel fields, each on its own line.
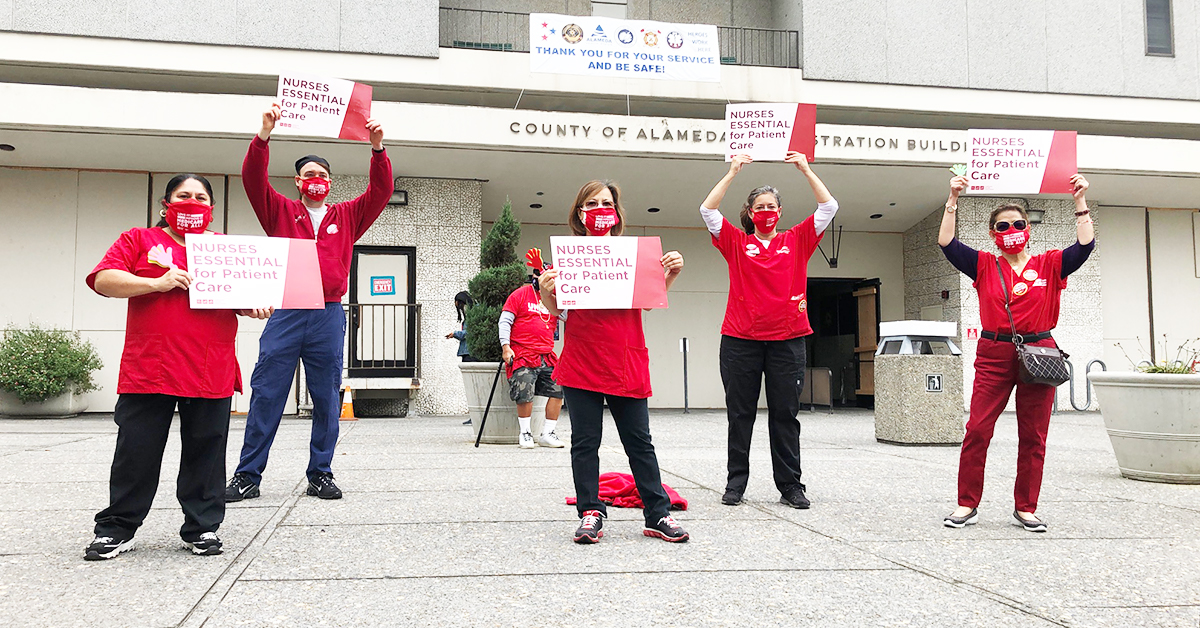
left=474, top=359, right=507, bottom=448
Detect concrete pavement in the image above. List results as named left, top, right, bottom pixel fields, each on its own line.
left=2, top=408, right=1198, bottom=627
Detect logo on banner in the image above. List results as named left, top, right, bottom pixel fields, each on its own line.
left=562, top=24, right=584, bottom=43
left=667, top=31, right=684, bottom=48
left=1013, top=282, right=1029, bottom=296
left=618, top=29, right=634, bottom=44
left=642, top=30, right=659, bottom=46
left=589, top=25, right=609, bottom=43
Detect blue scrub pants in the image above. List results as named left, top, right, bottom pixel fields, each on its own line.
left=235, top=302, right=345, bottom=484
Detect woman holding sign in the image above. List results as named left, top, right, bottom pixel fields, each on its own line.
left=939, top=173, right=1094, bottom=532
left=699, top=151, right=839, bottom=510
left=537, top=180, right=689, bottom=544
left=83, top=174, right=271, bottom=561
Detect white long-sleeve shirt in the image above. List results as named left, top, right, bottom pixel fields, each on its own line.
left=700, top=199, right=839, bottom=248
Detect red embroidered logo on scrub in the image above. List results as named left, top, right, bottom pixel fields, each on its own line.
left=1012, top=282, right=1029, bottom=296
left=147, top=244, right=176, bottom=269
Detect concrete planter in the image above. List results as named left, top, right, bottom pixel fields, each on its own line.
left=1088, top=371, right=1200, bottom=484
left=0, top=386, right=90, bottom=418
left=459, top=362, right=545, bottom=445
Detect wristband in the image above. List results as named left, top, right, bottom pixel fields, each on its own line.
left=1075, top=209, right=1090, bottom=217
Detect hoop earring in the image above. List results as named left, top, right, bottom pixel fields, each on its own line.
left=159, top=209, right=167, bottom=217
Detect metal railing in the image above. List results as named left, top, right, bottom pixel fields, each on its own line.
left=345, top=303, right=422, bottom=379
left=438, top=7, right=801, bottom=69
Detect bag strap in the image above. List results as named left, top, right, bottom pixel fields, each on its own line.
left=995, top=258, right=1024, bottom=345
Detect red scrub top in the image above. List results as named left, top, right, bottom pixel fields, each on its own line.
left=87, top=227, right=242, bottom=399
left=712, top=216, right=823, bottom=341
left=553, top=308, right=651, bottom=399
left=502, top=284, right=558, bottom=378
left=973, top=249, right=1067, bottom=334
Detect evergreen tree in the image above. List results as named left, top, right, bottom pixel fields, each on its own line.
left=464, top=199, right=525, bottom=362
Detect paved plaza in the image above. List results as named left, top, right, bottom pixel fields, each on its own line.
left=2, top=407, right=1198, bottom=627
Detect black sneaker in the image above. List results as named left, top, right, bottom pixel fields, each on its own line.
left=225, top=473, right=260, bottom=502
left=573, top=510, right=604, bottom=544
left=643, top=515, right=689, bottom=542
left=84, top=536, right=134, bottom=561
left=780, top=484, right=810, bottom=509
left=184, top=531, right=223, bottom=556
left=1012, top=511, right=1047, bottom=533
left=721, top=489, right=743, bottom=506
left=307, top=472, right=343, bottom=499
left=943, top=508, right=979, bottom=528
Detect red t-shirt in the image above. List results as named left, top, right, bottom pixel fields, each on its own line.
left=712, top=216, right=823, bottom=341
left=502, top=284, right=558, bottom=377
left=553, top=308, right=651, bottom=399
left=973, top=249, right=1068, bottom=334
left=87, top=227, right=242, bottom=398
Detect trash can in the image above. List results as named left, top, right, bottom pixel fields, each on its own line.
left=873, top=321, right=964, bottom=445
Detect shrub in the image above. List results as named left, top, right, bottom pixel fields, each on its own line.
left=464, top=199, right=526, bottom=362
left=0, top=325, right=103, bottom=403
left=1115, top=337, right=1199, bottom=375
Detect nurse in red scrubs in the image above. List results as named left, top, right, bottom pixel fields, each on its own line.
left=83, top=174, right=271, bottom=561
left=939, top=173, right=1095, bottom=532
left=536, top=180, right=689, bottom=544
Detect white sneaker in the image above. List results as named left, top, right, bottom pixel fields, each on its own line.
left=519, top=431, right=536, bottom=449
left=538, top=431, right=565, bottom=448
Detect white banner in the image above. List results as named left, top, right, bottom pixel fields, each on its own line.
left=274, top=72, right=373, bottom=141
left=530, top=13, right=720, bottom=83
left=550, top=236, right=668, bottom=309
left=964, top=129, right=1077, bottom=195
left=185, top=234, right=324, bottom=310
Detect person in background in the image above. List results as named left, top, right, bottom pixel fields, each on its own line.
left=698, top=152, right=839, bottom=510
left=500, top=274, right=565, bottom=449
left=84, top=174, right=271, bottom=561
left=225, top=103, right=392, bottom=503
left=537, top=179, right=689, bottom=544
left=447, top=291, right=478, bottom=362
left=938, top=173, right=1095, bottom=533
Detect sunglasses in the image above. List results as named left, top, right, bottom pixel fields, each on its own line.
left=582, top=200, right=615, bottom=210
left=993, top=220, right=1028, bottom=233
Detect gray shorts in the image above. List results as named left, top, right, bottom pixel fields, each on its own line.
left=509, top=364, right=563, bottom=403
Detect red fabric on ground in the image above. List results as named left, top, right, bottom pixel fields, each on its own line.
left=565, top=472, right=688, bottom=510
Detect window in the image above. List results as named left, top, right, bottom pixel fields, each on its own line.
left=1146, top=0, right=1173, bottom=56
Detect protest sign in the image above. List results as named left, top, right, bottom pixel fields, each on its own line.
left=725, top=103, right=816, bottom=162
left=549, top=236, right=668, bottom=309
left=530, top=14, right=720, bottom=82
left=274, top=72, right=373, bottom=141
left=964, top=130, right=1077, bottom=194
left=186, top=234, right=323, bottom=310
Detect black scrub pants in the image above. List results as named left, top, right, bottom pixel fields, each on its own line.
left=563, top=386, right=671, bottom=526
left=720, top=334, right=806, bottom=495
left=94, top=394, right=231, bottom=541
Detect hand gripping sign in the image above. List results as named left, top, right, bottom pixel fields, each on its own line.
left=275, top=72, right=373, bottom=141
left=725, top=103, right=816, bottom=162
left=186, top=234, right=324, bottom=310
left=963, top=130, right=1077, bottom=195
left=550, top=236, right=668, bottom=310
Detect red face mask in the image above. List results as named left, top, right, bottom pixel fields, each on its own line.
left=751, top=210, right=780, bottom=233
left=300, top=177, right=331, bottom=202
left=164, top=199, right=213, bottom=235
left=994, top=228, right=1030, bottom=254
left=582, top=207, right=618, bottom=236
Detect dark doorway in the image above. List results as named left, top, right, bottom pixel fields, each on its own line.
left=806, top=278, right=880, bottom=408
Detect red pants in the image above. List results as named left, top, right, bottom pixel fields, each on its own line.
left=958, top=338, right=1056, bottom=512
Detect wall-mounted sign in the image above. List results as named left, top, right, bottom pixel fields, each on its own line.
left=530, top=13, right=720, bottom=82
left=371, top=276, right=396, bottom=296
left=965, top=129, right=1077, bottom=195
left=926, top=373, right=944, bottom=393
left=725, top=103, right=816, bottom=162
left=274, top=72, right=373, bottom=142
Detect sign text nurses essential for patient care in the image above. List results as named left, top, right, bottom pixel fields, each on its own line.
left=275, top=72, right=373, bottom=141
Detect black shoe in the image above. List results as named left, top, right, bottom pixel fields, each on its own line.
left=184, top=531, right=223, bottom=556
left=84, top=536, right=134, bottom=561
left=307, top=472, right=343, bottom=499
left=780, top=484, right=810, bottom=509
left=643, top=515, right=690, bottom=543
left=225, top=473, right=260, bottom=502
left=1012, top=511, right=1047, bottom=533
left=943, top=508, right=979, bottom=528
left=721, top=489, right=743, bottom=506
left=574, top=510, right=604, bottom=544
